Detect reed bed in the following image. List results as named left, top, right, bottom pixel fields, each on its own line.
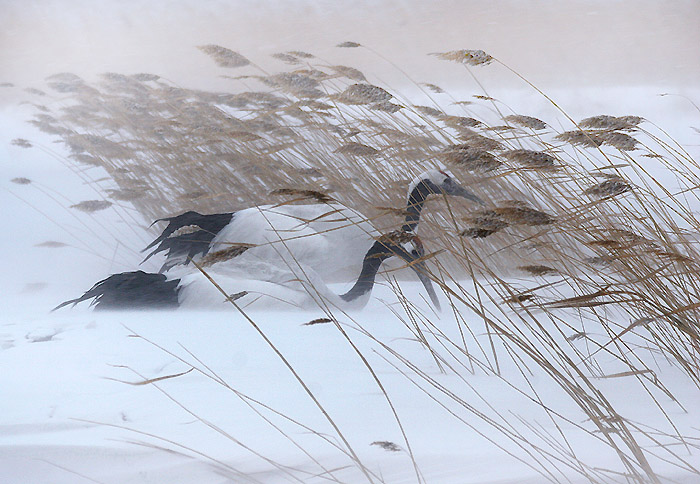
left=21, top=44, right=700, bottom=483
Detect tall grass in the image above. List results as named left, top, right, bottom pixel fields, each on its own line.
left=22, top=44, right=700, bottom=482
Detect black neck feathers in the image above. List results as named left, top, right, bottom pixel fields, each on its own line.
left=402, top=180, right=439, bottom=233
left=339, top=241, right=394, bottom=302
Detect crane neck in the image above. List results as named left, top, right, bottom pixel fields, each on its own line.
left=339, top=241, right=391, bottom=303
left=402, top=181, right=432, bottom=233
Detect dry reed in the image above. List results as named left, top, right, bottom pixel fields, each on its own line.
left=22, top=42, right=700, bottom=484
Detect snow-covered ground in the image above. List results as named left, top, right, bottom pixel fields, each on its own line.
left=2, top=1, right=700, bottom=483
left=1, top=300, right=698, bottom=484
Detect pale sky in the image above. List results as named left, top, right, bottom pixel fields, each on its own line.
left=1, top=0, right=698, bottom=103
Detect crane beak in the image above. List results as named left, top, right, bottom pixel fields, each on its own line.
left=380, top=232, right=441, bottom=310
left=396, top=246, right=441, bottom=311
left=410, top=261, right=441, bottom=311
left=444, top=182, right=485, bottom=206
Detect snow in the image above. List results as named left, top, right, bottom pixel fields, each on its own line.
left=2, top=80, right=700, bottom=482
left=2, top=83, right=700, bottom=482
left=1, top=294, right=699, bottom=483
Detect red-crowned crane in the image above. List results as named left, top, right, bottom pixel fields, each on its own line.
left=55, top=231, right=437, bottom=311
left=57, top=170, right=482, bottom=311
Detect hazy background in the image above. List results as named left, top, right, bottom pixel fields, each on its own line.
left=1, top=0, right=699, bottom=294
left=1, top=0, right=699, bottom=104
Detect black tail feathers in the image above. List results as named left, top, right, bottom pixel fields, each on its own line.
left=141, top=211, right=235, bottom=272
left=54, top=271, right=181, bottom=311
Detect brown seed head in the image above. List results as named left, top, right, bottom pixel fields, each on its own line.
left=503, top=115, right=547, bottom=130
left=371, top=441, right=402, bottom=452
left=303, top=317, right=333, bottom=326
left=201, top=244, right=254, bottom=267
left=271, top=53, right=301, bottom=65
left=585, top=179, right=632, bottom=198
left=596, top=131, right=638, bottom=151
left=270, top=188, right=335, bottom=203
left=462, top=210, right=510, bottom=238
left=130, top=73, right=160, bottom=82
left=70, top=200, right=113, bottom=213
left=423, top=83, right=444, bottom=93
left=287, top=51, right=314, bottom=58
left=502, top=149, right=559, bottom=169
left=377, top=230, right=416, bottom=246
left=432, top=49, right=494, bottom=66
left=197, top=45, right=251, bottom=68
left=579, top=115, right=643, bottom=131
left=519, top=265, right=558, bottom=276
left=413, top=105, right=443, bottom=117
left=11, top=138, right=33, bottom=148
left=441, top=115, right=483, bottom=129
left=334, top=142, right=380, bottom=156
left=106, top=188, right=148, bottom=201
left=334, top=83, right=392, bottom=104
left=556, top=130, right=604, bottom=148
left=494, top=205, right=555, bottom=226
left=440, top=144, right=500, bottom=172
left=370, top=102, right=402, bottom=113
left=35, top=241, right=68, bottom=248
left=457, top=130, right=504, bottom=151
left=263, top=72, right=322, bottom=98
left=329, top=65, right=367, bottom=81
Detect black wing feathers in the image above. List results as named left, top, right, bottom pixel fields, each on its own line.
left=53, top=271, right=180, bottom=311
